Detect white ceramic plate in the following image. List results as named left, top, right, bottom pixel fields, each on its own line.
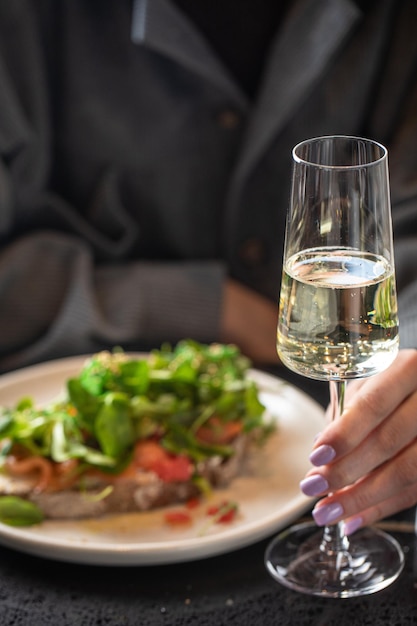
left=0, top=356, right=325, bottom=566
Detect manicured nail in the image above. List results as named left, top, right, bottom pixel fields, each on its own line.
left=344, top=516, right=363, bottom=536
left=309, top=444, right=336, bottom=467
left=300, top=474, right=329, bottom=497
left=312, top=502, right=344, bottom=526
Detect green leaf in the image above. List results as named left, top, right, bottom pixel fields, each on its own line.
left=71, top=445, right=116, bottom=468
left=0, top=411, right=13, bottom=435
left=0, top=342, right=271, bottom=476
left=244, top=383, right=266, bottom=419
left=0, top=496, right=44, bottom=526
left=67, top=378, right=101, bottom=426
left=118, top=359, right=150, bottom=394
left=50, top=420, right=68, bottom=462
left=15, top=397, right=35, bottom=411
left=162, top=422, right=234, bottom=461
left=94, top=393, right=134, bottom=459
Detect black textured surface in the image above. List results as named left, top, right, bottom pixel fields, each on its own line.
left=0, top=528, right=416, bottom=626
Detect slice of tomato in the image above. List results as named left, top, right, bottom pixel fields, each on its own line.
left=134, top=440, right=193, bottom=483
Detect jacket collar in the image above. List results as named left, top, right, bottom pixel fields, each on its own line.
left=234, top=0, right=361, bottom=186
left=132, top=0, right=361, bottom=182
left=131, top=0, right=248, bottom=107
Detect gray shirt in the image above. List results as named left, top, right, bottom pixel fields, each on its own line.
left=0, top=0, right=416, bottom=372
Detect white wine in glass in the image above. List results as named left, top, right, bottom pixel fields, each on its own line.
left=265, top=136, right=404, bottom=598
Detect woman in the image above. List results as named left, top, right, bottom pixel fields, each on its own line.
left=1, top=0, right=417, bottom=526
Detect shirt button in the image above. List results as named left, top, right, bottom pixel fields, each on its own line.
left=238, top=238, right=268, bottom=267
left=215, top=108, right=242, bottom=130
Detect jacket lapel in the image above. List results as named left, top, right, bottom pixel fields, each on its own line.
left=132, top=0, right=361, bottom=186
left=231, top=0, right=361, bottom=188
left=131, top=0, right=248, bottom=107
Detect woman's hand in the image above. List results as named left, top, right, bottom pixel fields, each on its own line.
left=300, top=349, right=417, bottom=535
left=220, top=279, right=280, bottom=365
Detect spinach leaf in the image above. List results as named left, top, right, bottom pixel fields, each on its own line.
left=94, top=393, right=134, bottom=459
left=0, top=496, right=44, bottom=526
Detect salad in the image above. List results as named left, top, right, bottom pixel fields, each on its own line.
left=0, top=340, right=273, bottom=526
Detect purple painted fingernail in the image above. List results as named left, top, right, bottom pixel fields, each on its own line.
left=312, top=502, right=344, bottom=526
left=300, top=474, right=329, bottom=497
left=344, top=516, right=363, bottom=536
left=309, top=444, right=336, bottom=466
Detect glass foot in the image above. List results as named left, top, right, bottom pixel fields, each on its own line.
left=265, top=521, right=404, bottom=598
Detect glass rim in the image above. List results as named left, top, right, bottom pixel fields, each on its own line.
left=292, top=135, right=388, bottom=170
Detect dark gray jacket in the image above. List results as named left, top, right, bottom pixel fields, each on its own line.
left=0, top=0, right=416, bottom=372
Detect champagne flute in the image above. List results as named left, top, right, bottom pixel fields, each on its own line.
left=265, top=135, right=404, bottom=597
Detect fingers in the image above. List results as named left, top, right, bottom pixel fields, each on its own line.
left=343, top=481, right=417, bottom=535
left=310, top=436, right=417, bottom=533
left=302, top=384, right=417, bottom=494
left=300, top=349, right=417, bottom=529
left=312, top=349, right=417, bottom=463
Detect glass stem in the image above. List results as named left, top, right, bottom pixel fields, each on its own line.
left=320, top=380, right=350, bottom=560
